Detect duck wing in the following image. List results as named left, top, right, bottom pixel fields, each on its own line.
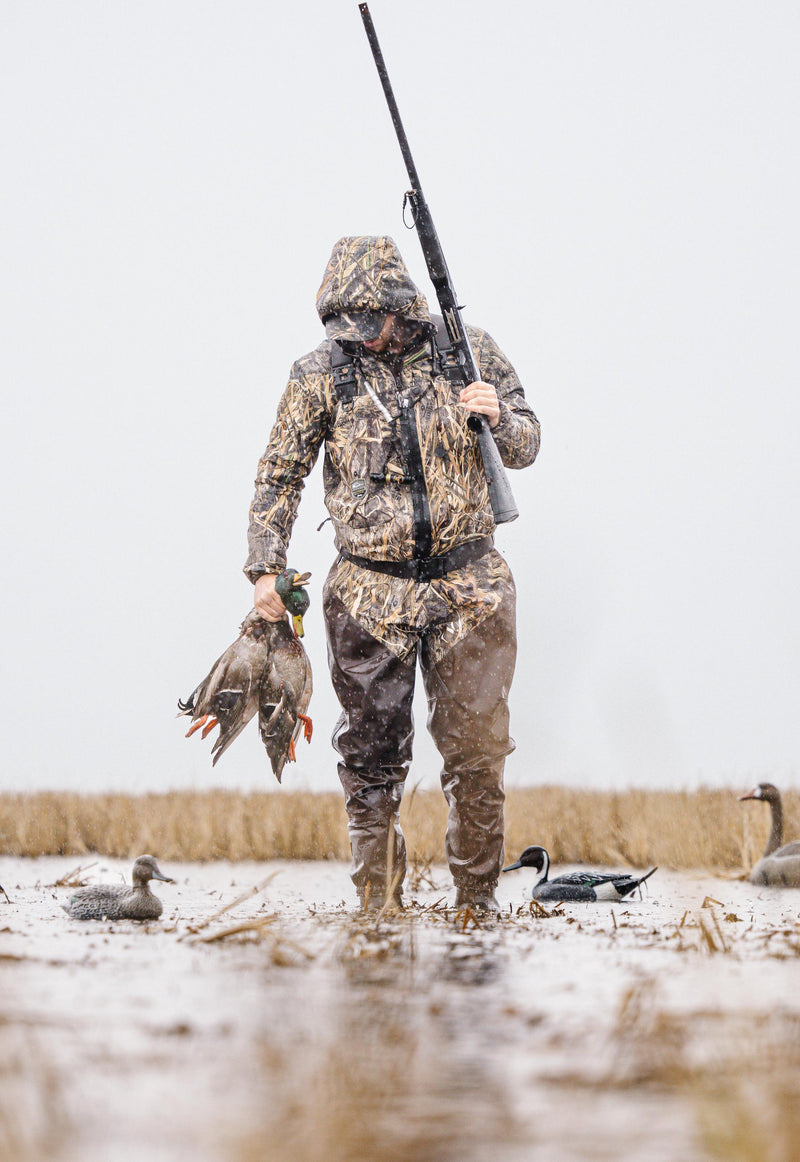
left=64, top=885, right=128, bottom=921
left=535, top=866, right=657, bottom=902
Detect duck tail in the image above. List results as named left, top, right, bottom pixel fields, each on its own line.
left=639, top=867, right=658, bottom=885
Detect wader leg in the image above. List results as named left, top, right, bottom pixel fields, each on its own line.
left=420, top=584, right=517, bottom=895
left=323, top=591, right=415, bottom=904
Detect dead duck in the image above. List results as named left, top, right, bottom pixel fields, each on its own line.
left=257, top=619, right=313, bottom=782
left=178, top=608, right=274, bottom=765
left=178, top=570, right=312, bottom=778
left=502, top=845, right=657, bottom=902
left=739, top=783, right=800, bottom=886
left=62, top=855, right=174, bottom=921
left=275, top=568, right=311, bottom=638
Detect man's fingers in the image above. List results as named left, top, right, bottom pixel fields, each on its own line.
left=256, top=602, right=287, bottom=622
left=253, top=573, right=287, bottom=622
left=460, top=382, right=500, bottom=427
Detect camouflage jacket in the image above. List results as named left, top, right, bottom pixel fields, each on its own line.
left=245, top=236, right=540, bottom=580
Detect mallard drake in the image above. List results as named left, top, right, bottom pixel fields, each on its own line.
left=61, top=855, right=174, bottom=921
left=502, top=845, right=657, bottom=902
left=739, top=783, right=800, bottom=886
left=257, top=618, right=313, bottom=782
left=178, top=574, right=313, bottom=778
left=275, top=568, right=311, bottom=638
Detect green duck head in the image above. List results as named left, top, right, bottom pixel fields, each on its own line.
left=275, top=568, right=311, bottom=638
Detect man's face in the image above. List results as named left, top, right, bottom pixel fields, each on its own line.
left=362, top=312, right=401, bottom=355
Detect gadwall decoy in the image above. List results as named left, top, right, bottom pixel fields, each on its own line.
left=179, top=573, right=313, bottom=780
left=62, top=855, right=174, bottom=920
left=503, top=845, right=657, bottom=902
left=739, top=783, right=800, bottom=886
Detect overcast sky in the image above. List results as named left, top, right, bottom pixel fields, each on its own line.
left=3, top=1, right=799, bottom=796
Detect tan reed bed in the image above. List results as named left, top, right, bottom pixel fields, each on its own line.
left=0, top=785, right=795, bottom=871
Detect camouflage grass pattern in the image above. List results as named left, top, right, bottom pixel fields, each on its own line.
left=245, top=235, right=540, bottom=579
left=315, top=235, right=432, bottom=327
left=323, top=548, right=514, bottom=664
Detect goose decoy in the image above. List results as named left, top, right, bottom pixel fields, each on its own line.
left=739, top=783, right=800, bottom=886
left=502, top=845, right=657, bottom=902
left=62, top=855, right=173, bottom=921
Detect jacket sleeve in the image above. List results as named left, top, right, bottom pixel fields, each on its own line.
left=244, top=362, right=329, bottom=582
left=471, top=327, right=541, bottom=469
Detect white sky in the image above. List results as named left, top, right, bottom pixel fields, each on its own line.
left=2, top=1, right=799, bottom=795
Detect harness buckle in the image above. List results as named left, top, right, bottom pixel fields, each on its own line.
left=413, top=556, right=448, bottom=582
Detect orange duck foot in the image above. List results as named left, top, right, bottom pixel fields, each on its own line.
left=201, top=716, right=219, bottom=739
left=298, top=713, right=313, bottom=742
left=185, top=714, right=219, bottom=739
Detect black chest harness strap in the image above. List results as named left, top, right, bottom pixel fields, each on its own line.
left=330, top=342, right=360, bottom=404
left=329, top=316, right=489, bottom=577
left=329, top=314, right=466, bottom=407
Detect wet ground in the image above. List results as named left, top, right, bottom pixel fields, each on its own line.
left=2, top=857, right=800, bottom=1162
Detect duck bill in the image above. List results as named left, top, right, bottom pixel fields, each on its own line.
left=738, top=788, right=760, bottom=801
left=292, top=613, right=305, bottom=638
left=291, top=571, right=311, bottom=587
left=501, top=860, right=522, bottom=873
left=152, top=869, right=174, bottom=883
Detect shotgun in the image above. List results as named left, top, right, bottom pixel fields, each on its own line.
left=358, top=3, right=519, bottom=523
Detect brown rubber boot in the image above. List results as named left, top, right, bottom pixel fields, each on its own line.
left=454, top=885, right=500, bottom=915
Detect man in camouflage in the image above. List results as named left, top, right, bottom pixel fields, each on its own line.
left=246, top=235, right=540, bottom=913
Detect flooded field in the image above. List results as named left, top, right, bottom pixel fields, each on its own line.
left=2, top=856, right=800, bottom=1162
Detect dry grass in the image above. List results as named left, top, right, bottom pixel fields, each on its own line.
left=608, top=980, right=800, bottom=1162
left=0, top=785, right=796, bottom=871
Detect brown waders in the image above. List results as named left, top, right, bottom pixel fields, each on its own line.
left=323, top=557, right=517, bottom=908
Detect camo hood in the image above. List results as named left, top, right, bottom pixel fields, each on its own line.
left=316, top=236, right=433, bottom=341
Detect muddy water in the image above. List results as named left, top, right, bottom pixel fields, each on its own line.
left=2, top=857, right=800, bottom=1161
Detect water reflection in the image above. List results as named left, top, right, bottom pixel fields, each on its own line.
left=247, top=913, right=527, bottom=1162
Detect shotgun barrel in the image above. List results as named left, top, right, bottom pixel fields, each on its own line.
left=358, top=3, right=519, bottom=523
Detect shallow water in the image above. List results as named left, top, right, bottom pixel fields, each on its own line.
left=2, top=857, right=800, bottom=1161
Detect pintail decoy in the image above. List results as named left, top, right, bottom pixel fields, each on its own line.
left=62, top=855, right=174, bottom=921
left=502, top=845, right=657, bottom=902
left=739, top=783, right=800, bottom=886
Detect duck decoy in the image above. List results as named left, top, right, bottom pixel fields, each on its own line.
left=739, top=783, right=800, bottom=886
left=502, top=845, right=657, bottom=902
left=62, top=855, right=173, bottom=921
left=178, top=570, right=313, bottom=779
